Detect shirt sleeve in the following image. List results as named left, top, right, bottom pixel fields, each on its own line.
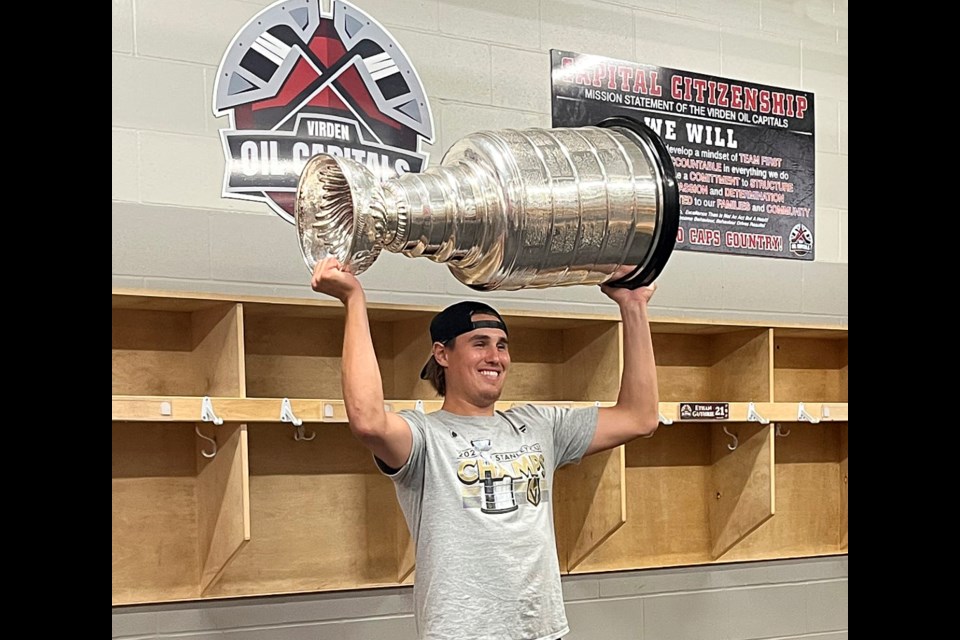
left=508, top=404, right=599, bottom=469
left=373, top=409, right=426, bottom=487
left=551, top=405, right=600, bottom=467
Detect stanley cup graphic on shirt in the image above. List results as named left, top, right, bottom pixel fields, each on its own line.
left=470, top=439, right=518, bottom=514
left=481, top=473, right=518, bottom=514
left=295, top=116, right=679, bottom=291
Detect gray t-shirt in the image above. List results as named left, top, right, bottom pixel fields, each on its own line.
left=377, top=404, right=599, bottom=640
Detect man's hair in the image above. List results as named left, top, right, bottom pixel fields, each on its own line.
left=422, top=338, right=456, bottom=396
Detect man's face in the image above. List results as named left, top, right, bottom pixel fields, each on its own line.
left=435, top=313, right=510, bottom=407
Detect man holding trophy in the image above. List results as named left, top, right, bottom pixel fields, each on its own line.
left=302, top=117, right=677, bottom=639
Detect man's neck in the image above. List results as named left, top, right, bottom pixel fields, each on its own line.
left=440, top=396, right=497, bottom=417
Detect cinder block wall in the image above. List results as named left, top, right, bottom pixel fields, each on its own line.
left=112, top=0, right=848, bottom=637
left=113, top=557, right=847, bottom=639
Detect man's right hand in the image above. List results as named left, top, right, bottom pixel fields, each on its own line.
left=311, top=256, right=362, bottom=303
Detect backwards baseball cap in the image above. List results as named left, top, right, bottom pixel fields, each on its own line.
left=419, top=301, right=509, bottom=379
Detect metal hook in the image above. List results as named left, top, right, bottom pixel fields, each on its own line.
left=195, top=424, right=218, bottom=458
left=775, top=423, right=791, bottom=437
left=293, top=425, right=316, bottom=441
left=746, top=402, right=769, bottom=425
left=201, top=396, right=224, bottom=426
left=415, top=400, right=425, bottom=413
left=723, top=425, right=739, bottom=451
left=797, top=402, right=820, bottom=424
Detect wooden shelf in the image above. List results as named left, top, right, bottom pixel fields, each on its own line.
left=651, top=323, right=772, bottom=402
left=566, top=422, right=772, bottom=573
left=203, top=423, right=405, bottom=598
left=113, top=396, right=848, bottom=424
left=565, top=419, right=847, bottom=573
left=717, top=422, right=848, bottom=561
left=112, top=289, right=848, bottom=605
left=773, top=328, right=848, bottom=402
left=112, top=396, right=351, bottom=423
left=112, top=421, right=250, bottom=605
left=112, top=297, right=245, bottom=397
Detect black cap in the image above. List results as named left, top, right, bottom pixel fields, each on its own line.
left=419, top=301, right=509, bottom=379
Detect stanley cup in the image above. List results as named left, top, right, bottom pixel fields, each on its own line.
left=295, top=116, right=679, bottom=291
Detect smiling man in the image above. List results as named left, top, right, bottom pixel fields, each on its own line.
left=418, top=301, right=511, bottom=413
left=310, top=256, right=660, bottom=640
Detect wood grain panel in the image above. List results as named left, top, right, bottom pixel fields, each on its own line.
left=708, top=423, right=774, bottom=559
left=197, top=424, right=250, bottom=593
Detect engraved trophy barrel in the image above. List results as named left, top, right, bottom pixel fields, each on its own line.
left=296, top=116, right=679, bottom=290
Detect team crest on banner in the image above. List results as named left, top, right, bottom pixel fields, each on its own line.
left=213, top=0, right=434, bottom=222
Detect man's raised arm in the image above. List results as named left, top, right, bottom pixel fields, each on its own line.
left=588, top=282, right=660, bottom=456
left=311, top=257, right=412, bottom=469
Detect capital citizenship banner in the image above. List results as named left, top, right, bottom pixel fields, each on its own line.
left=551, top=50, right=816, bottom=260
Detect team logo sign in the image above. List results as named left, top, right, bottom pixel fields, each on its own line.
left=213, top=0, right=434, bottom=222
left=788, top=223, right=813, bottom=256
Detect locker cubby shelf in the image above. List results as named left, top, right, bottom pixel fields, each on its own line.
left=112, top=289, right=847, bottom=605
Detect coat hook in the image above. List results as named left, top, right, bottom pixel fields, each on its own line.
left=294, top=425, right=316, bottom=441
left=415, top=399, right=425, bottom=413
left=723, top=425, right=739, bottom=451
left=797, top=402, right=820, bottom=424
left=746, top=402, right=769, bottom=425
left=775, top=423, right=791, bottom=437
left=281, top=398, right=315, bottom=441
left=201, top=396, right=224, bottom=425
left=195, top=424, right=217, bottom=458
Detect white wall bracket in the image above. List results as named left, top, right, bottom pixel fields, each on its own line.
left=746, top=402, right=769, bottom=425
left=280, top=398, right=303, bottom=426
left=798, top=402, right=820, bottom=424
left=281, top=398, right=315, bottom=441
left=201, top=396, right=223, bottom=425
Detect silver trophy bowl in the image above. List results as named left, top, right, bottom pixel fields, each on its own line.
left=296, top=116, right=678, bottom=290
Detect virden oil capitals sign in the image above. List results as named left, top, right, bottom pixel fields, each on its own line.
left=213, top=0, right=435, bottom=223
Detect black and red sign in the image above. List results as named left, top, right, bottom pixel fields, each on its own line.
left=214, top=0, right=434, bottom=223
left=551, top=50, right=816, bottom=260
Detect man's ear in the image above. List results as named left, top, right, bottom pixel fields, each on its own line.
left=432, top=341, right=449, bottom=367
